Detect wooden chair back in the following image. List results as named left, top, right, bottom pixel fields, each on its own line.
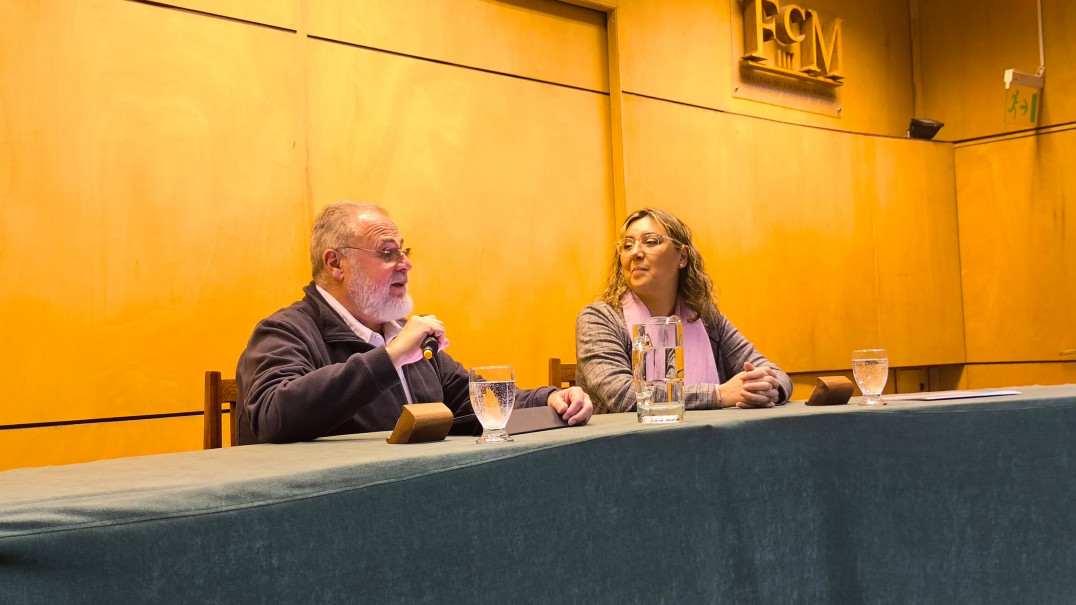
left=548, top=358, right=578, bottom=388
left=204, top=370, right=240, bottom=448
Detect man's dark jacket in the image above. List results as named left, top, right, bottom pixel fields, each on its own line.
left=236, top=282, right=554, bottom=444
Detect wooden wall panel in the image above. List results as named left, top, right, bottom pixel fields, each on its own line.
left=616, top=0, right=724, bottom=107
left=956, top=129, right=1076, bottom=362
left=927, top=364, right=967, bottom=392
left=622, top=94, right=876, bottom=373
left=308, top=0, right=609, bottom=93
left=144, top=0, right=299, bottom=30
left=918, top=0, right=1075, bottom=140
left=871, top=139, right=965, bottom=367
left=965, top=362, right=1076, bottom=390
left=0, top=0, right=306, bottom=425
left=305, top=39, right=615, bottom=390
left=622, top=95, right=962, bottom=372
left=894, top=367, right=929, bottom=394
left=1039, top=0, right=1076, bottom=124
left=616, top=0, right=915, bottom=136
left=0, top=415, right=206, bottom=472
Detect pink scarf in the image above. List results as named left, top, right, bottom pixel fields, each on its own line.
left=621, top=291, right=722, bottom=384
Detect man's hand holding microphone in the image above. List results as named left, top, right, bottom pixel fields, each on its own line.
left=385, top=315, right=447, bottom=368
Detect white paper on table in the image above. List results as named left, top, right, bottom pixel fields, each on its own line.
left=883, top=389, right=1021, bottom=402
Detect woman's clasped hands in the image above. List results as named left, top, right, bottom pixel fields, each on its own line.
left=718, top=362, right=782, bottom=408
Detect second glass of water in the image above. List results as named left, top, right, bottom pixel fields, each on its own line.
left=468, top=365, right=516, bottom=444
left=632, top=316, right=685, bottom=423
left=852, top=349, right=888, bottom=406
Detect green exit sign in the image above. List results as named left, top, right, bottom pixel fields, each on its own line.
left=1004, top=85, right=1039, bottom=126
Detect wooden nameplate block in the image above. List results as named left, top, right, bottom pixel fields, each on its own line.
left=805, top=377, right=855, bottom=406
left=387, top=402, right=454, bottom=444
left=505, top=406, right=569, bottom=435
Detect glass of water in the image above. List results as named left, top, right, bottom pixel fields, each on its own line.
left=468, top=365, right=516, bottom=444
left=852, top=349, right=888, bottom=406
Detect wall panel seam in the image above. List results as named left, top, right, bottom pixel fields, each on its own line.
left=0, top=410, right=210, bottom=432
left=305, top=35, right=611, bottom=97
left=623, top=91, right=950, bottom=143
left=953, top=120, right=1076, bottom=148
left=123, top=0, right=297, bottom=33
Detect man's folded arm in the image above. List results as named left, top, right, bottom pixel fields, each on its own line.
left=239, top=321, right=399, bottom=443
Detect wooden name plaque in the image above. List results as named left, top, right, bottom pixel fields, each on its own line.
left=805, top=377, right=855, bottom=406
left=386, top=402, right=454, bottom=444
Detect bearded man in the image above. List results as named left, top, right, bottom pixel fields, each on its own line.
left=235, top=201, right=592, bottom=444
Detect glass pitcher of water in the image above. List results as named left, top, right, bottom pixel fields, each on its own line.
left=632, top=316, right=685, bottom=423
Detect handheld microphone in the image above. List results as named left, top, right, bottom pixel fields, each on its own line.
left=421, top=335, right=439, bottom=360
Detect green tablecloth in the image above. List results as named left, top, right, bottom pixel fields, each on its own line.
left=2, top=385, right=1075, bottom=604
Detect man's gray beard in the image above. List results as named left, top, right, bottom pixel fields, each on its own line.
left=348, top=273, right=414, bottom=323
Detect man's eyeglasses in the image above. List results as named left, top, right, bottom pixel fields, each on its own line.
left=615, top=233, right=681, bottom=254
left=337, top=246, right=412, bottom=264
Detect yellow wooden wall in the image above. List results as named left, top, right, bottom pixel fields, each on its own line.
left=7, top=0, right=1055, bottom=471
left=919, top=0, right=1076, bottom=386
left=621, top=96, right=962, bottom=373
left=0, top=0, right=310, bottom=467
left=302, top=1, right=614, bottom=382
left=918, top=0, right=1074, bottom=141
left=956, top=131, right=1076, bottom=363
left=0, top=0, right=615, bottom=470
left=616, top=0, right=916, bottom=136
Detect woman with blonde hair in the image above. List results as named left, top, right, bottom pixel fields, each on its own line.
left=576, top=208, right=792, bottom=413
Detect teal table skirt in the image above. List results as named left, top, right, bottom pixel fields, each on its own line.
left=2, top=385, right=1075, bottom=604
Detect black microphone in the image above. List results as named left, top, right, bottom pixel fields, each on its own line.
left=421, top=335, right=439, bottom=360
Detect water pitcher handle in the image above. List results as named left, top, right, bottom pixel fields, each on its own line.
left=631, top=332, right=651, bottom=391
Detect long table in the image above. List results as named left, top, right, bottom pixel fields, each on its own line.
left=2, top=385, right=1075, bottom=604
